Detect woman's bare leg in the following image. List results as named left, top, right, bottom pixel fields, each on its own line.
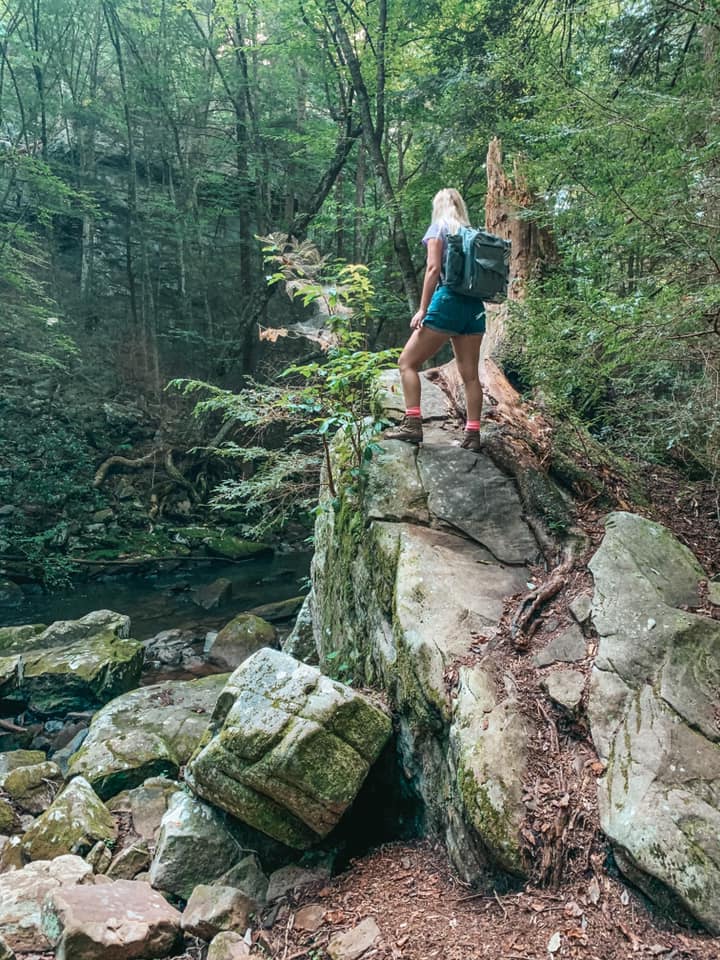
left=451, top=334, right=483, bottom=422
left=398, top=327, right=451, bottom=409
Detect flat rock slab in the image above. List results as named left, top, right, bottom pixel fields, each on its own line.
left=588, top=511, right=720, bottom=933
left=67, top=674, right=229, bottom=799
left=0, top=611, right=143, bottom=716
left=22, top=777, right=117, bottom=862
left=0, top=855, right=93, bottom=952
left=327, top=917, right=381, bottom=960
left=43, top=879, right=181, bottom=960
left=186, top=648, right=392, bottom=849
left=533, top=624, right=586, bottom=668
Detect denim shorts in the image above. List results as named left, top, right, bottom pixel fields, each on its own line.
left=422, top=285, right=486, bottom=336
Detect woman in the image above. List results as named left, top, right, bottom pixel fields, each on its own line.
left=384, top=187, right=484, bottom=452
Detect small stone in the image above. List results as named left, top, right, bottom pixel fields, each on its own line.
left=2, top=761, right=63, bottom=814
left=266, top=863, right=331, bottom=903
left=215, top=854, right=268, bottom=903
left=106, top=840, right=151, bottom=880
left=707, top=580, right=720, bottom=606
left=181, top=884, right=255, bottom=940
left=542, top=669, right=585, bottom=713
left=0, top=798, right=19, bottom=834
left=207, top=931, right=250, bottom=960
left=85, top=840, right=112, bottom=874
left=294, top=903, right=326, bottom=933
left=533, top=624, right=587, bottom=668
left=42, top=879, right=182, bottom=960
left=569, top=593, right=593, bottom=624
left=327, top=917, right=381, bottom=960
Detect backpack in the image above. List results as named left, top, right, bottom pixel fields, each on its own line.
left=444, top=226, right=511, bottom=303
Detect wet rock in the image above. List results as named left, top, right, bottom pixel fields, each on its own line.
left=186, top=648, right=392, bottom=849
left=541, top=669, right=585, bottom=712
left=148, top=792, right=245, bottom=900
left=192, top=578, right=234, bottom=611
left=215, top=854, right=269, bottom=903
left=206, top=614, right=277, bottom=670
left=67, top=674, right=228, bottom=799
left=588, top=511, right=720, bottom=933
left=207, top=931, right=250, bottom=960
left=106, top=840, right=151, bottom=880
left=42, top=878, right=182, bottom=960
left=22, top=777, right=117, bottom=862
left=266, top=863, right=331, bottom=903
left=533, top=624, right=586, bottom=668
left=247, top=596, right=305, bottom=623
left=0, top=854, right=93, bottom=952
left=181, top=884, right=254, bottom=940
left=1, top=760, right=63, bottom=814
left=0, top=611, right=143, bottom=716
left=569, top=592, right=593, bottom=624
left=327, top=917, right=381, bottom=960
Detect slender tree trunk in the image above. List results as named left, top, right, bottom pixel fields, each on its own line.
left=353, top=140, right=365, bottom=262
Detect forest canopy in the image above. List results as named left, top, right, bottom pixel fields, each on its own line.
left=0, top=0, right=718, bottom=571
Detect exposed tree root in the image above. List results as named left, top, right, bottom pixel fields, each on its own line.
left=510, top=559, right=574, bottom=650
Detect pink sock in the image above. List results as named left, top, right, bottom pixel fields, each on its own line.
left=406, top=407, right=421, bottom=417
left=465, top=420, right=480, bottom=431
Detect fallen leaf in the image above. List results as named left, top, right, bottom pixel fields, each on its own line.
left=547, top=931, right=562, bottom=953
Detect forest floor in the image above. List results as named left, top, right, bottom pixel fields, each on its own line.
left=251, top=838, right=720, bottom=960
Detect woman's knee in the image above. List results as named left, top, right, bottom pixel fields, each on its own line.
left=398, top=350, right=420, bottom=375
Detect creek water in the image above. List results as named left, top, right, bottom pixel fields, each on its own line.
left=2, top=550, right=312, bottom=641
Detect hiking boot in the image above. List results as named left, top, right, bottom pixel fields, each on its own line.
left=460, top=429, right=481, bottom=452
left=383, top=416, right=423, bottom=445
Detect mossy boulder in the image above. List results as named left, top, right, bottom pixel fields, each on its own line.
left=21, top=778, right=117, bottom=862
left=588, top=511, right=720, bottom=934
left=186, top=648, right=392, bottom=849
left=0, top=798, right=18, bottom=835
left=0, top=611, right=143, bottom=716
left=206, top=613, right=278, bottom=670
left=2, top=761, right=63, bottom=814
left=174, top=527, right=271, bottom=561
left=67, top=674, right=229, bottom=800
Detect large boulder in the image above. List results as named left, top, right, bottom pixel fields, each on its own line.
left=0, top=611, right=143, bottom=716
left=42, top=879, right=182, bottom=960
left=588, top=511, right=720, bottom=933
left=186, top=648, right=392, bottom=849
left=206, top=614, right=277, bottom=670
left=22, top=777, right=117, bottom=862
left=0, top=855, right=93, bottom=952
left=67, top=674, right=229, bottom=799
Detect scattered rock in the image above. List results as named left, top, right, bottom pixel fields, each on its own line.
left=85, top=840, right=113, bottom=874
left=0, top=835, right=24, bottom=873
left=266, top=863, right=331, bottom=903
left=192, top=578, right=234, bottom=611
left=206, top=614, right=277, bottom=670
left=294, top=903, right=326, bottom=932
left=42, top=878, right=182, bottom=960
left=186, top=648, right=392, bottom=848
left=532, top=624, right=586, bottom=667
left=106, top=840, right=151, bottom=880
left=22, top=777, right=117, bottom=862
left=0, top=854, right=93, bottom=952
left=569, top=592, right=593, bottom=624
left=1, top=760, right=63, bottom=814
left=541, top=669, right=585, bottom=713
left=181, top=884, right=255, bottom=940
left=0, top=749, right=47, bottom=777
left=246, top=596, right=305, bottom=623
left=148, top=791, right=244, bottom=900
left=326, top=917, right=381, bottom=960
left=0, top=799, right=19, bottom=835
left=0, top=611, right=143, bottom=716
left=67, top=674, right=228, bottom=799
left=215, top=854, right=269, bottom=903
left=207, top=931, right=250, bottom=960
left=588, top=511, right=720, bottom=933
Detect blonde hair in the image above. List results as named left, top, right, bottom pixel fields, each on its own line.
left=431, top=188, right=470, bottom=234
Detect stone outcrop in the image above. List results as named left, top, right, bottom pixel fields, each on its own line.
left=67, top=674, right=229, bottom=799
left=588, top=511, right=720, bottom=933
left=297, top=408, right=543, bottom=880
left=0, top=611, right=143, bottom=716
left=186, top=648, right=392, bottom=849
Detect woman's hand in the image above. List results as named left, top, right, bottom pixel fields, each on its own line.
left=410, top=309, right=426, bottom=330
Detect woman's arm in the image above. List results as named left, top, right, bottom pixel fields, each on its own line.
left=410, top=237, right=442, bottom=330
